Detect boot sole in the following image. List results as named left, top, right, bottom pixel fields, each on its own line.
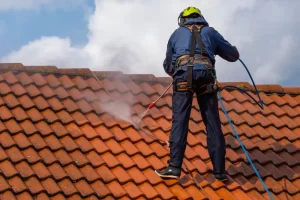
left=154, top=170, right=179, bottom=179
left=216, top=177, right=228, bottom=182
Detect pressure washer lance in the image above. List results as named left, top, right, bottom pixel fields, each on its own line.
left=135, top=82, right=173, bottom=125
left=91, top=71, right=111, bottom=96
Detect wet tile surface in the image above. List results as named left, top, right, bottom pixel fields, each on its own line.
left=0, top=64, right=299, bottom=199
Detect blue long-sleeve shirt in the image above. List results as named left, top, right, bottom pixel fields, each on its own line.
left=163, top=17, right=239, bottom=76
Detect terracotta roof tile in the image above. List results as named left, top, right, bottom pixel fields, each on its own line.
left=0, top=175, right=10, bottom=193
left=58, top=178, right=78, bottom=196
left=0, top=64, right=299, bottom=199
left=8, top=176, right=28, bottom=194
left=11, top=84, right=27, bottom=97
left=54, top=86, right=70, bottom=100
left=32, top=162, right=51, bottom=179
left=25, top=177, right=45, bottom=195
left=74, top=180, right=95, bottom=197
left=16, top=192, right=33, bottom=200
left=106, top=181, right=127, bottom=198
left=0, top=191, right=16, bottom=200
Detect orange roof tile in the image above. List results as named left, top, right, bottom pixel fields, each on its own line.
left=0, top=63, right=299, bottom=200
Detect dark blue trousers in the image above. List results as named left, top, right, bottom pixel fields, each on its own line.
left=169, top=69, right=226, bottom=175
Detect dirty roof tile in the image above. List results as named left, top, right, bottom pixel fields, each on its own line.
left=54, top=86, right=70, bottom=100
left=25, top=84, right=41, bottom=98
left=16, top=72, right=33, bottom=86
left=1, top=72, right=13, bottom=83
left=0, top=82, right=12, bottom=95
left=0, top=65, right=299, bottom=199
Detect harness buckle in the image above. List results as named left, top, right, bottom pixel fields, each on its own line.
left=187, top=57, right=195, bottom=67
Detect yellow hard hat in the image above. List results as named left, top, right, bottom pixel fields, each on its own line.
left=178, top=6, right=202, bottom=26
left=181, top=7, right=201, bottom=17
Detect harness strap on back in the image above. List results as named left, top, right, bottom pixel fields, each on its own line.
left=186, top=25, right=205, bottom=90
left=187, top=26, right=198, bottom=89
left=193, top=26, right=209, bottom=56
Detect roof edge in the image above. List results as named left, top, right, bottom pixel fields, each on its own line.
left=0, top=63, right=299, bottom=95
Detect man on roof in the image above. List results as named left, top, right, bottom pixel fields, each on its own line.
left=156, top=6, right=239, bottom=181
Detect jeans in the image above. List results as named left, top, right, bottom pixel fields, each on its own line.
left=169, top=69, right=226, bottom=174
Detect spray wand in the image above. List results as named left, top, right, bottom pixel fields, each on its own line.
left=136, top=82, right=172, bottom=125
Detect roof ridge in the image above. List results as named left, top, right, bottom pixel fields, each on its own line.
left=0, top=63, right=172, bottom=85
left=0, top=63, right=299, bottom=95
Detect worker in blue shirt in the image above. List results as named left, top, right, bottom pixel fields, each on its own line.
left=155, top=6, right=239, bottom=181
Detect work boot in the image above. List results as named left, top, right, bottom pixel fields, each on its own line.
left=155, top=166, right=181, bottom=179
left=214, top=173, right=228, bottom=181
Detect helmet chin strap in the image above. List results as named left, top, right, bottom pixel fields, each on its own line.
left=178, top=12, right=184, bottom=26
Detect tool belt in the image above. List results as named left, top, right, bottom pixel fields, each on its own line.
left=176, top=80, right=221, bottom=94
left=174, top=24, right=216, bottom=93
left=175, top=54, right=213, bottom=69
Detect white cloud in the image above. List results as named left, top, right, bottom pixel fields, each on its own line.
left=1, top=0, right=300, bottom=85
left=4, top=37, right=92, bottom=67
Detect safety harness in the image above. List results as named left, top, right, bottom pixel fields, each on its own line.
left=175, top=24, right=220, bottom=95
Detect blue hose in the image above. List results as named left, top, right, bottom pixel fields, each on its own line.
left=238, top=58, right=264, bottom=109
left=218, top=58, right=274, bottom=200
left=222, top=58, right=264, bottom=109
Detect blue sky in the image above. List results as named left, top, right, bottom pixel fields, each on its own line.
left=0, top=0, right=94, bottom=57
left=0, top=0, right=299, bottom=87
